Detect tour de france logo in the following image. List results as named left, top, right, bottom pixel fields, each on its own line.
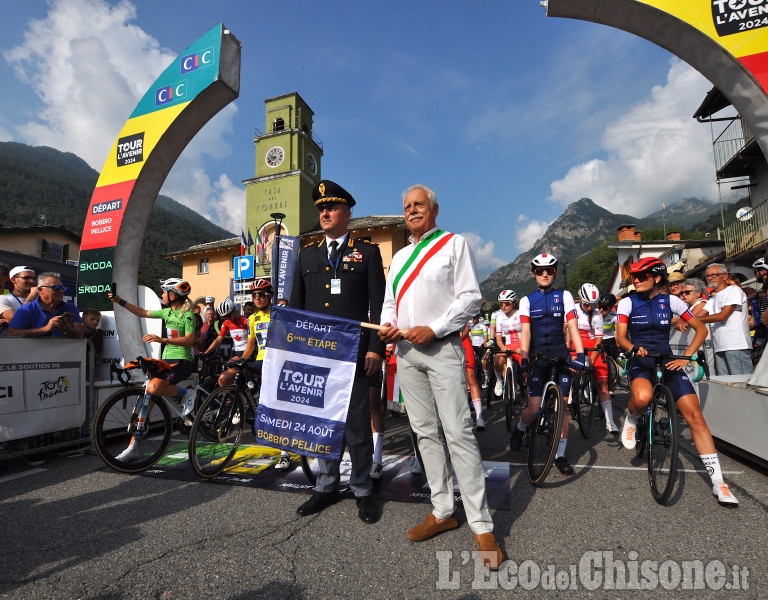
left=277, top=361, right=329, bottom=409
left=37, top=376, right=70, bottom=402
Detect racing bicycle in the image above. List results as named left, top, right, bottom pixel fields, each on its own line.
left=93, top=357, right=210, bottom=473
left=632, top=351, right=696, bottom=505
left=524, top=353, right=570, bottom=486
left=492, top=347, right=527, bottom=431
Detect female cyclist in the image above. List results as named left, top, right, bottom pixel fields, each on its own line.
left=460, top=322, right=486, bottom=430
left=109, top=278, right=196, bottom=461
left=570, top=283, right=618, bottom=434
left=616, top=257, right=738, bottom=507
left=509, top=253, right=585, bottom=475
left=490, top=290, right=521, bottom=397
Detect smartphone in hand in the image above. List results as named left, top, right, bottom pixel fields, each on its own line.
left=109, top=282, right=117, bottom=296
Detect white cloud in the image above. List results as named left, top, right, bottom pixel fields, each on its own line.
left=461, top=231, right=506, bottom=279
left=547, top=59, right=722, bottom=216
left=4, top=0, right=240, bottom=230
left=515, top=215, right=551, bottom=253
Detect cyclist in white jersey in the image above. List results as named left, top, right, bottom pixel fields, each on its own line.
left=468, top=315, right=489, bottom=387
left=570, top=284, right=618, bottom=433
left=490, top=290, right=520, bottom=396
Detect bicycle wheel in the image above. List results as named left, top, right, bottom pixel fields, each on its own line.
left=635, top=412, right=647, bottom=458
left=576, top=371, right=595, bottom=438
left=606, top=355, right=620, bottom=390
left=527, top=383, right=565, bottom=486
left=485, top=372, right=495, bottom=410
left=188, top=385, right=246, bottom=479
left=300, top=454, right=319, bottom=484
left=92, top=387, right=172, bottom=473
left=648, top=385, right=679, bottom=505
left=504, top=366, right=514, bottom=431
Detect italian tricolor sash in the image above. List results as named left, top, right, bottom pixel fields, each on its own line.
left=392, top=229, right=454, bottom=314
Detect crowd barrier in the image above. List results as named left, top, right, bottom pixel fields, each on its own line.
left=0, top=338, right=97, bottom=462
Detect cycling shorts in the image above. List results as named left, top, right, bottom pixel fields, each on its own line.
left=627, top=356, right=695, bottom=400
left=527, top=357, right=572, bottom=398
left=161, top=359, right=194, bottom=385
left=463, top=337, right=475, bottom=370
left=570, top=347, right=608, bottom=382
left=505, top=342, right=522, bottom=366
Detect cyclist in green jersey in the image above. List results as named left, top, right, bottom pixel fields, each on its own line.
left=109, top=278, right=196, bottom=414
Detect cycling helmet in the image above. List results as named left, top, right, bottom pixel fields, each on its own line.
left=161, top=278, right=191, bottom=297
left=597, top=293, right=617, bottom=310
left=205, top=296, right=215, bottom=304
left=629, top=257, right=667, bottom=282
left=216, top=298, right=234, bottom=317
left=752, top=258, right=768, bottom=271
left=531, top=253, right=558, bottom=272
left=250, top=278, right=273, bottom=294
left=498, top=289, right=518, bottom=303
left=579, top=283, right=600, bottom=306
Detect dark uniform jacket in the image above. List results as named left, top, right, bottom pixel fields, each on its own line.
left=290, top=235, right=386, bottom=370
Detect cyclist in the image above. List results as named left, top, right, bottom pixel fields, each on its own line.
left=460, top=322, right=486, bottom=430
left=616, top=257, right=738, bottom=507
left=509, top=254, right=585, bottom=475
left=490, top=290, right=520, bottom=396
left=468, top=315, right=489, bottom=387
left=109, top=278, right=196, bottom=461
left=597, top=293, right=620, bottom=360
left=571, top=283, right=618, bottom=434
left=203, top=299, right=250, bottom=384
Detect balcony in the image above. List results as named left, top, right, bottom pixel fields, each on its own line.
left=714, top=116, right=762, bottom=179
left=724, top=198, right=768, bottom=258
left=253, top=111, right=323, bottom=150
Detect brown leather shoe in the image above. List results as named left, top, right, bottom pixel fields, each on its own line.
left=408, top=513, right=459, bottom=541
left=475, top=533, right=505, bottom=571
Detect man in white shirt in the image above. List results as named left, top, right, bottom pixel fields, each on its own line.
left=379, top=184, right=504, bottom=570
left=0, top=266, right=38, bottom=325
left=700, top=263, right=752, bottom=375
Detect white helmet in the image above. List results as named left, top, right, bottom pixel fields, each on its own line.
left=498, top=289, right=517, bottom=303
left=531, top=253, right=558, bottom=272
left=579, top=283, right=600, bottom=306
left=205, top=296, right=215, bottom=304
left=160, top=278, right=191, bottom=297
left=752, top=258, right=768, bottom=271
left=216, top=298, right=234, bottom=317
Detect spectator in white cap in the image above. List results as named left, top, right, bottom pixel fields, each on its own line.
left=0, top=266, right=39, bottom=325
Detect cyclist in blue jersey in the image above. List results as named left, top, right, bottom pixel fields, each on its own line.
left=616, top=257, right=738, bottom=507
left=509, top=253, right=585, bottom=475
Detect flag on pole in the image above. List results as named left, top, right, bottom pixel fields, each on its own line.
left=255, top=228, right=263, bottom=259
left=254, top=306, right=360, bottom=461
left=240, top=230, right=247, bottom=256
left=247, top=229, right=254, bottom=254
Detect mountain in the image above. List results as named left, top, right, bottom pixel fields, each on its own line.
left=481, top=198, right=637, bottom=299
left=0, top=142, right=234, bottom=289
left=639, top=197, right=719, bottom=230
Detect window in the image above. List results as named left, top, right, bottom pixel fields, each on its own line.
left=198, top=257, right=209, bottom=274
left=274, top=117, right=285, bottom=132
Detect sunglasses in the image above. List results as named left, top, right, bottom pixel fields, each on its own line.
left=680, top=290, right=695, bottom=296
left=499, top=301, right=512, bottom=307
left=631, top=272, right=653, bottom=281
left=533, top=267, right=555, bottom=277
left=253, top=292, right=271, bottom=298
left=39, top=285, right=65, bottom=291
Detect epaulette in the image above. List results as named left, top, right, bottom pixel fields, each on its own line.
left=301, top=241, right=316, bottom=249
left=355, top=238, right=378, bottom=246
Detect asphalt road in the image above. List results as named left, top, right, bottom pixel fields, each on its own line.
left=1, top=389, right=766, bottom=599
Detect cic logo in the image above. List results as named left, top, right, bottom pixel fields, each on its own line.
left=155, top=81, right=187, bottom=106
left=180, top=47, right=214, bottom=74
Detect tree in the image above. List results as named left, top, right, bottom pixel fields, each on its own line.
left=568, top=242, right=618, bottom=295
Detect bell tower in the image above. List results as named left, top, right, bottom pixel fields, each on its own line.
left=244, top=92, right=323, bottom=278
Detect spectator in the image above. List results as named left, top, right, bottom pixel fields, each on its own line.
left=81, top=308, right=104, bottom=352
left=699, top=264, right=752, bottom=375
left=7, top=272, right=84, bottom=338
left=0, top=263, right=9, bottom=294
left=680, top=278, right=708, bottom=318
left=666, top=271, right=685, bottom=298
left=242, top=301, right=256, bottom=318
left=0, top=266, right=39, bottom=325
left=197, top=306, right=217, bottom=354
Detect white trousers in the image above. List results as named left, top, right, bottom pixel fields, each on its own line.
left=397, top=336, right=493, bottom=534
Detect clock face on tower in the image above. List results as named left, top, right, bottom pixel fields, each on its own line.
left=306, top=152, right=317, bottom=175
left=265, top=146, right=284, bottom=168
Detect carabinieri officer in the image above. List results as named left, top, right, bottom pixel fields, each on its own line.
left=289, top=179, right=386, bottom=524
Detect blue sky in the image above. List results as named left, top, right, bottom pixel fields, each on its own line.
left=0, top=0, right=731, bottom=278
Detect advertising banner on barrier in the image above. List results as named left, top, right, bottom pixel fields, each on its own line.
left=254, top=306, right=359, bottom=461
left=0, top=339, right=86, bottom=441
